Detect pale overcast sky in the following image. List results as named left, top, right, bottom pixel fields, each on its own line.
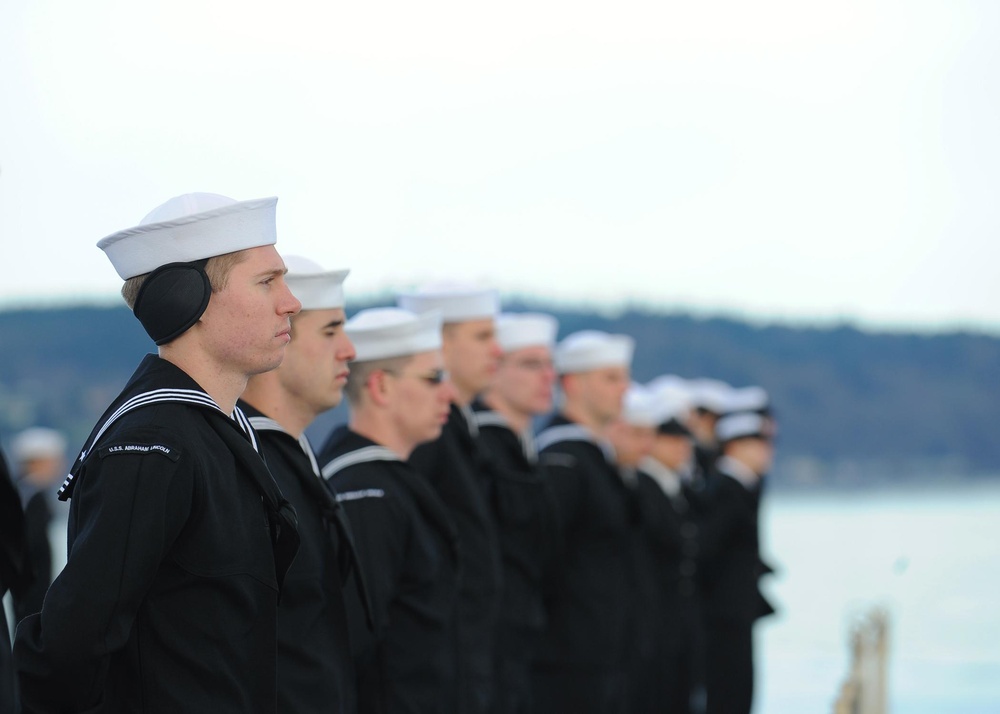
left=2, top=0, right=999, bottom=332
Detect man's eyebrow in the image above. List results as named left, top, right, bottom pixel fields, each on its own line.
left=255, top=266, right=287, bottom=280
left=323, top=318, right=345, bottom=329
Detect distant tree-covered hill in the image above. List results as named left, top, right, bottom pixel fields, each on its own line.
left=2, top=301, right=998, bottom=488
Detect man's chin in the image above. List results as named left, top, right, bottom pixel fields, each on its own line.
left=249, top=353, right=286, bottom=377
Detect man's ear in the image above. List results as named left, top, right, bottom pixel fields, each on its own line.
left=367, top=370, right=391, bottom=408
left=560, top=372, right=578, bottom=399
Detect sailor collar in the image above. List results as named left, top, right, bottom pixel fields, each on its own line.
left=242, top=408, right=322, bottom=480
left=472, top=400, right=538, bottom=464
left=58, top=355, right=259, bottom=500
left=715, top=455, right=759, bottom=490
left=639, top=455, right=683, bottom=497
left=320, top=429, right=402, bottom=481
left=535, top=414, right=617, bottom=465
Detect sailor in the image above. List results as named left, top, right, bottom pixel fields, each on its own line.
left=239, top=255, right=364, bottom=713
left=470, top=312, right=560, bottom=714
left=317, top=307, right=461, bottom=714
left=14, top=193, right=302, bottom=713
left=685, top=378, right=733, bottom=480
left=603, top=383, right=666, bottom=714
left=721, top=385, right=775, bottom=501
left=398, top=284, right=504, bottom=714
left=8, top=427, right=68, bottom=624
left=1, top=442, right=29, bottom=714
left=639, top=379, right=706, bottom=714
left=533, top=330, right=636, bottom=714
left=699, top=411, right=778, bottom=714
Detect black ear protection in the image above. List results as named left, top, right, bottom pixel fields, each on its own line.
left=133, top=259, right=212, bottom=345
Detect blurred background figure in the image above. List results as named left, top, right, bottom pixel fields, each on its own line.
left=9, top=427, right=68, bottom=623
left=2, top=442, right=30, bottom=714
left=471, top=312, right=560, bottom=714
left=604, top=383, right=662, bottom=714
left=701, top=412, right=777, bottom=714
left=533, top=330, right=635, bottom=714
left=400, top=283, right=505, bottom=714
left=239, top=256, right=362, bottom=714
left=684, top=379, right=733, bottom=482
left=640, top=378, right=707, bottom=714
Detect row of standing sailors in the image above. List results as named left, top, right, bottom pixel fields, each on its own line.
left=304, top=292, right=778, bottom=714
left=1, top=240, right=776, bottom=714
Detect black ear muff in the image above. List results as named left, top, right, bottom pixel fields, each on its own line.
left=134, top=260, right=212, bottom=345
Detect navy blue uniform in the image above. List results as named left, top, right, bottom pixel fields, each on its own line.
left=320, top=427, right=461, bottom=714
left=1, top=444, right=29, bottom=713
left=408, top=405, right=502, bottom=714
left=15, top=355, right=297, bottom=714
left=698, top=458, right=774, bottom=714
left=532, top=414, right=638, bottom=714
left=241, top=404, right=362, bottom=714
left=470, top=401, right=557, bottom=714
left=633, top=462, right=706, bottom=714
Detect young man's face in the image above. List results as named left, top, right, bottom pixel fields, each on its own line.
left=606, top=420, right=656, bottom=468
left=568, top=365, right=630, bottom=426
left=493, top=345, right=556, bottom=418
left=196, top=245, right=301, bottom=377
left=688, top=409, right=719, bottom=447
left=442, top=318, right=501, bottom=403
left=278, top=307, right=355, bottom=418
left=727, top=437, right=774, bottom=476
left=650, top=433, right=694, bottom=472
left=387, top=350, right=455, bottom=448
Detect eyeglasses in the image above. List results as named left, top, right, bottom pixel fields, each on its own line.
left=383, top=368, right=450, bottom=386
left=508, top=358, right=554, bottom=372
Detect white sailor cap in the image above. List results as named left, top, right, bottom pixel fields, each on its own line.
left=715, top=412, right=776, bottom=444
left=646, top=377, right=694, bottom=434
left=621, top=383, right=660, bottom=427
left=10, top=427, right=67, bottom=463
left=496, top=312, right=559, bottom=353
left=98, top=193, right=278, bottom=280
left=347, top=308, right=443, bottom=362
left=283, top=255, right=349, bottom=311
left=646, top=374, right=693, bottom=409
left=686, top=378, right=734, bottom=415
left=554, top=330, right=635, bottom=375
left=723, top=385, right=771, bottom=415
left=396, top=282, right=500, bottom=323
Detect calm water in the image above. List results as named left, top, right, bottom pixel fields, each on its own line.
left=757, top=482, right=1000, bottom=714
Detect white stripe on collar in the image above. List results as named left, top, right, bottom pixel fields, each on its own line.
left=231, top=405, right=259, bottom=453
left=639, top=455, right=682, bottom=497
left=475, top=409, right=538, bottom=463
left=473, top=410, right=509, bottom=430
left=248, top=415, right=284, bottom=433
left=459, top=403, right=479, bottom=438
left=535, top=423, right=616, bottom=463
left=535, top=423, right=594, bottom=452
left=321, top=445, right=400, bottom=480
left=716, top=455, right=760, bottom=490
left=248, top=415, right=321, bottom=477
left=59, top=388, right=242, bottom=498
left=88, top=389, right=223, bottom=459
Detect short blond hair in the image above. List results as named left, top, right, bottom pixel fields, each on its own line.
left=120, top=249, right=250, bottom=310
left=344, top=355, right=412, bottom=406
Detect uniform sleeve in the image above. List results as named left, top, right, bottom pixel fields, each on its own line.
left=406, top=439, right=441, bottom=484
left=12, top=494, right=53, bottom=623
left=0, top=445, right=29, bottom=598
left=14, top=441, right=194, bottom=712
left=334, top=482, right=406, bottom=661
left=695, top=479, right=756, bottom=565
left=538, top=448, right=586, bottom=538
